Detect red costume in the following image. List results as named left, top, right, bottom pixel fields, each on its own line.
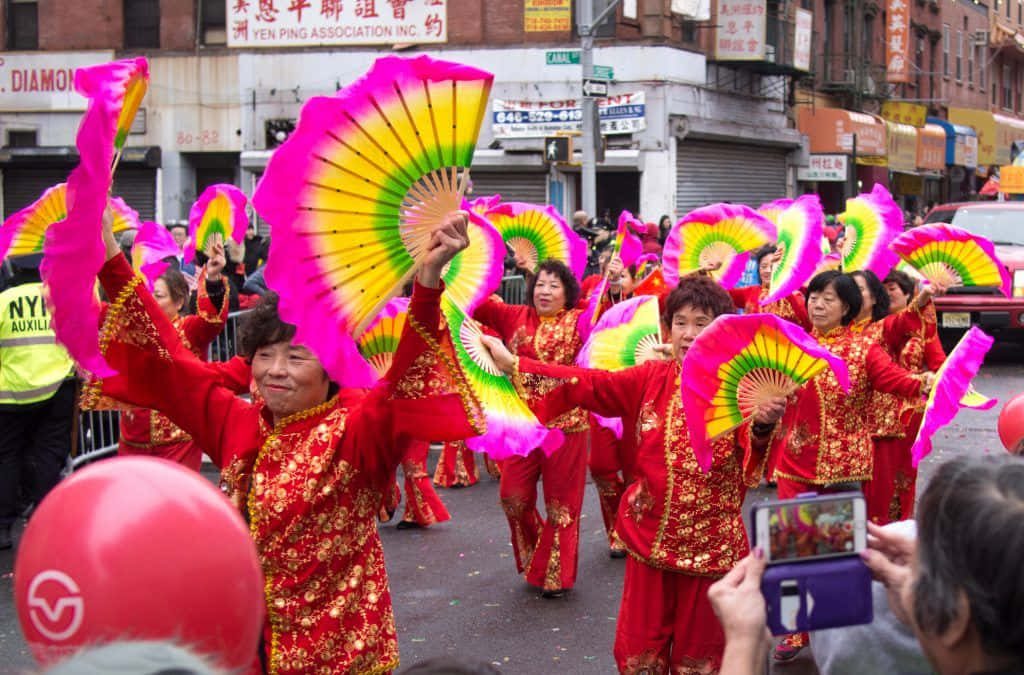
left=514, top=356, right=774, bottom=673
left=859, top=306, right=945, bottom=523
left=114, top=272, right=228, bottom=471
left=87, top=254, right=483, bottom=674
left=398, top=439, right=451, bottom=527
left=433, top=440, right=479, bottom=488
left=728, top=285, right=811, bottom=331
left=772, top=325, right=925, bottom=498
left=474, top=298, right=589, bottom=592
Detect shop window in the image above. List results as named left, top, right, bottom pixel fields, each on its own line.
left=1004, top=63, right=1013, bottom=109
left=7, top=0, right=38, bottom=50
left=5, top=130, right=37, bottom=147
left=967, top=38, right=974, bottom=84
left=201, top=0, right=226, bottom=45
left=979, top=45, right=986, bottom=88
left=124, top=0, right=160, bottom=49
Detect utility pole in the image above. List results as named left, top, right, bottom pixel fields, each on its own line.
left=578, top=0, right=619, bottom=220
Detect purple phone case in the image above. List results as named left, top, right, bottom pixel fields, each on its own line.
left=761, top=556, right=874, bottom=636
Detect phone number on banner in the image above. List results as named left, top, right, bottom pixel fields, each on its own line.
left=491, top=93, right=647, bottom=139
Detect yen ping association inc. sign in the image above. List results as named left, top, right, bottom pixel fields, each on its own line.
left=582, top=79, right=609, bottom=98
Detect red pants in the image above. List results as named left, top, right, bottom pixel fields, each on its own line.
left=614, top=557, right=724, bottom=674
left=118, top=438, right=202, bottom=472
left=400, top=440, right=450, bottom=526
left=433, top=441, right=479, bottom=488
left=499, top=430, right=588, bottom=591
left=863, top=413, right=921, bottom=524
left=589, top=418, right=629, bottom=546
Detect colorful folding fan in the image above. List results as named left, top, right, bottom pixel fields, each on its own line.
left=0, top=184, right=66, bottom=259
left=891, top=223, right=1012, bottom=297
left=441, top=298, right=562, bottom=460
left=253, top=55, right=494, bottom=369
left=357, top=296, right=410, bottom=378
left=837, top=184, right=902, bottom=278
left=633, top=253, right=660, bottom=278
left=815, top=251, right=842, bottom=275
left=589, top=211, right=645, bottom=323
left=39, top=60, right=127, bottom=378
left=468, top=194, right=501, bottom=215
left=131, top=221, right=180, bottom=290
left=761, top=195, right=825, bottom=306
left=578, top=295, right=663, bottom=371
left=960, top=386, right=998, bottom=410
left=662, top=204, right=777, bottom=289
left=486, top=201, right=587, bottom=281
left=109, top=196, right=141, bottom=234
left=185, top=184, right=248, bottom=264
left=910, top=326, right=995, bottom=467
left=680, top=313, right=851, bottom=472
left=442, top=207, right=506, bottom=314
left=1, top=184, right=142, bottom=260
left=73, top=57, right=148, bottom=168
left=757, top=198, right=794, bottom=227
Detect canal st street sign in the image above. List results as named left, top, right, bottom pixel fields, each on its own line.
left=546, top=50, right=581, bottom=65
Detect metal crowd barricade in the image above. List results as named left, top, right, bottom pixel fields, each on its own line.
left=71, top=309, right=253, bottom=469
left=499, top=274, right=527, bottom=305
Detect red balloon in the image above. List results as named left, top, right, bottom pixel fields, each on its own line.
left=14, top=457, right=264, bottom=669
left=998, top=392, right=1024, bottom=453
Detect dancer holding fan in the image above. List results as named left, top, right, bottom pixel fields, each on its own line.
left=88, top=215, right=230, bottom=471
left=480, top=275, right=794, bottom=673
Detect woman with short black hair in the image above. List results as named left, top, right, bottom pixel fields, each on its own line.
left=771, top=270, right=933, bottom=661
left=472, top=258, right=592, bottom=597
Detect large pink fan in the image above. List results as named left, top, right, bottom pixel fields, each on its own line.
left=837, top=184, right=902, bottom=278
left=663, top=204, right=777, bottom=289
left=761, top=195, right=825, bottom=305
left=131, top=221, right=180, bottom=290
left=588, top=211, right=645, bottom=322
left=467, top=194, right=501, bottom=215
left=910, top=326, right=995, bottom=467
left=39, top=61, right=131, bottom=377
left=681, top=313, right=850, bottom=472
left=757, top=199, right=794, bottom=226
left=486, top=201, right=588, bottom=281
left=891, top=223, right=1012, bottom=297
left=184, top=184, right=248, bottom=264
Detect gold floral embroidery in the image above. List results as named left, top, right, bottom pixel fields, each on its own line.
left=622, top=649, right=669, bottom=675
left=626, top=479, right=655, bottom=522
left=98, top=274, right=171, bottom=362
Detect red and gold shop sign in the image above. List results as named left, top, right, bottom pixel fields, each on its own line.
left=886, top=0, right=911, bottom=83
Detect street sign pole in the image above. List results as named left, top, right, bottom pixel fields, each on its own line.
left=578, top=0, right=620, bottom=222
left=579, top=0, right=596, bottom=221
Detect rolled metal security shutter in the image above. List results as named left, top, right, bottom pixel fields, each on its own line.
left=676, top=140, right=788, bottom=214
left=3, top=167, right=69, bottom=218
left=112, top=167, right=157, bottom=221
left=468, top=170, right=547, bottom=204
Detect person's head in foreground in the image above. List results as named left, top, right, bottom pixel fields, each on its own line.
left=527, top=258, right=580, bottom=318
left=42, top=641, right=224, bottom=675
left=708, top=454, right=1024, bottom=675
left=887, top=454, right=1024, bottom=674
left=664, top=274, right=733, bottom=361
left=805, top=270, right=862, bottom=333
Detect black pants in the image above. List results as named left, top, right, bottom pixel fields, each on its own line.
left=0, top=379, right=76, bottom=531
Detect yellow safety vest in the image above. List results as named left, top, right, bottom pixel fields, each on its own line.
left=0, top=282, right=74, bottom=405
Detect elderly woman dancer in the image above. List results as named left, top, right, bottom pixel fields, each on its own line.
left=83, top=211, right=483, bottom=674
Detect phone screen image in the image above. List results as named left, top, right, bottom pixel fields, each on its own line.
left=765, top=498, right=858, bottom=563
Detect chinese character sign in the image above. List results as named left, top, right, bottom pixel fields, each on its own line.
left=715, top=0, right=767, bottom=61
left=886, top=0, right=910, bottom=83
left=524, top=0, right=571, bottom=32
left=797, top=154, right=848, bottom=182
left=227, top=0, right=447, bottom=47
left=794, top=9, right=812, bottom=72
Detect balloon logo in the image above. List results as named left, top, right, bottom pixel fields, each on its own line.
left=27, top=571, right=84, bottom=642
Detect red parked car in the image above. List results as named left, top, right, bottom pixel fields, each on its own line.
left=923, top=202, right=1024, bottom=348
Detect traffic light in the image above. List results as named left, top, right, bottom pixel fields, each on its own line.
left=544, top=136, right=572, bottom=163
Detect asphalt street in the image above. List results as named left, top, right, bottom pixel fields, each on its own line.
left=0, top=348, right=1020, bottom=674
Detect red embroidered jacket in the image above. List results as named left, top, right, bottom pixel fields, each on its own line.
left=513, top=357, right=772, bottom=576
left=473, top=299, right=590, bottom=433
left=90, top=254, right=483, bottom=675
left=773, top=325, right=924, bottom=486
left=728, top=285, right=811, bottom=331
left=118, top=273, right=229, bottom=448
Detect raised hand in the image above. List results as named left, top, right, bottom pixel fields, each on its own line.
left=419, top=211, right=470, bottom=288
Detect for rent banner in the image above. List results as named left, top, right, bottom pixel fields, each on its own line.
left=491, top=93, right=647, bottom=139
left=227, top=0, right=447, bottom=47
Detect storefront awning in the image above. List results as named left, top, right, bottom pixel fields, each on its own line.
left=917, top=123, right=946, bottom=170
left=796, top=106, right=886, bottom=157
left=948, top=107, right=998, bottom=166
left=886, top=121, right=917, bottom=172
left=993, top=113, right=1024, bottom=165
